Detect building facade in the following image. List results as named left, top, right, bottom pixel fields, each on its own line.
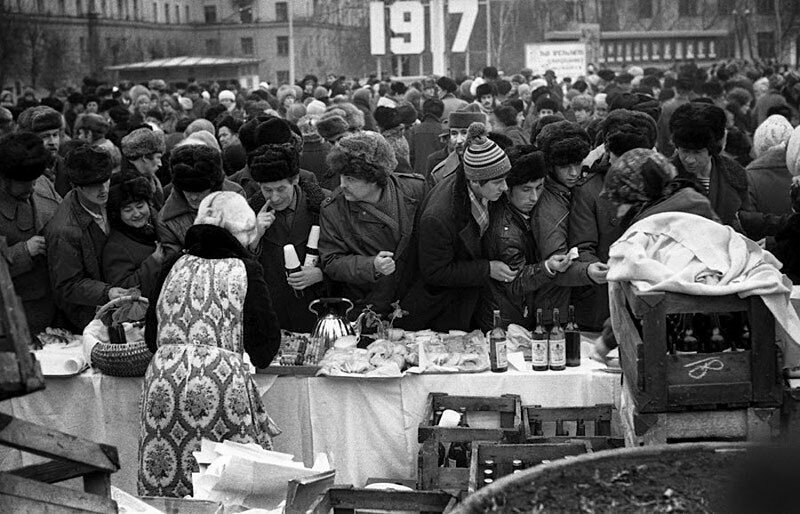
left=0, top=0, right=370, bottom=92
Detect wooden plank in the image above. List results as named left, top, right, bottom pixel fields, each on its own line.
left=0, top=413, right=119, bottom=473
left=666, top=351, right=751, bottom=386
left=420, top=426, right=515, bottom=443
left=83, top=471, right=111, bottom=497
left=435, top=395, right=518, bottom=413
left=419, top=437, right=440, bottom=490
left=749, top=297, right=782, bottom=406
left=662, top=292, right=745, bottom=315
left=640, top=291, right=668, bottom=412
left=0, top=472, right=116, bottom=513
left=523, top=405, right=613, bottom=422
left=668, top=383, right=752, bottom=406
left=9, top=459, right=98, bottom=484
left=664, top=409, right=748, bottom=440
left=436, top=467, right=470, bottom=490
left=326, top=488, right=455, bottom=512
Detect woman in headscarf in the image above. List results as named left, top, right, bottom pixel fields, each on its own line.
left=138, top=191, right=282, bottom=498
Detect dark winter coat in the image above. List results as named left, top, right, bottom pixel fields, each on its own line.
left=0, top=176, right=61, bottom=334
left=531, top=177, right=594, bottom=325
left=425, top=147, right=450, bottom=180
left=44, top=190, right=111, bottom=331
left=299, top=136, right=336, bottom=190
left=656, top=96, right=690, bottom=157
left=567, top=157, right=626, bottom=330
left=767, top=214, right=800, bottom=284
left=319, top=173, right=428, bottom=318
left=101, top=224, right=160, bottom=300
left=156, top=179, right=245, bottom=257
left=401, top=169, right=489, bottom=332
left=746, top=146, right=793, bottom=216
left=408, top=116, right=444, bottom=176
left=144, top=224, right=281, bottom=368
left=673, top=153, right=751, bottom=231
left=477, top=197, right=555, bottom=330
left=498, top=125, right=530, bottom=147
left=249, top=177, right=329, bottom=333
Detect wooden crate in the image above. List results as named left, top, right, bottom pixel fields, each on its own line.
left=0, top=245, right=44, bottom=402
left=620, top=378, right=779, bottom=446
left=617, top=284, right=782, bottom=414
left=308, top=486, right=457, bottom=513
left=522, top=404, right=614, bottom=443
left=467, top=441, right=589, bottom=493
left=417, top=393, right=523, bottom=491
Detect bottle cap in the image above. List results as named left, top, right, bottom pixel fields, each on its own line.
left=283, top=244, right=301, bottom=269
left=307, top=225, right=320, bottom=249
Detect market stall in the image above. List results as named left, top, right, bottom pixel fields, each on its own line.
left=0, top=343, right=619, bottom=494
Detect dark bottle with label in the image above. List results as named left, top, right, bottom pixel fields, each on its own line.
left=447, top=408, right=470, bottom=468
left=434, top=408, right=447, bottom=467
left=676, top=314, right=698, bottom=354
left=489, top=310, right=508, bottom=373
left=565, top=305, right=581, bottom=367
left=709, top=314, right=727, bottom=353
left=549, top=309, right=566, bottom=371
left=532, top=309, right=549, bottom=371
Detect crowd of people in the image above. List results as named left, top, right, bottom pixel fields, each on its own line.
left=2, top=60, right=800, bottom=496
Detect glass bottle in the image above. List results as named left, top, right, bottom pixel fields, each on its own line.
left=447, top=408, right=470, bottom=468
left=489, top=310, right=508, bottom=372
left=565, top=305, right=581, bottom=366
left=532, top=308, right=549, bottom=371
left=549, top=309, right=566, bottom=371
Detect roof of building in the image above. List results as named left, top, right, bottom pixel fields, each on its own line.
left=106, top=56, right=262, bottom=71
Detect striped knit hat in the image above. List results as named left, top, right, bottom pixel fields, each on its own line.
left=463, top=122, right=511, bottom=181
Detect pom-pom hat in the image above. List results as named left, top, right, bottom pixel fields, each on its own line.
left=462, top=122, right=511, bottom=181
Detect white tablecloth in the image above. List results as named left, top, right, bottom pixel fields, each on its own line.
left=0, top=356, right=619, bottom=494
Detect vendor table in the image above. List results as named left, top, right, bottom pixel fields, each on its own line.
left=0, top=357, right=619, bottom=494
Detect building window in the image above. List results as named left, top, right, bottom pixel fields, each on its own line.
left=240, top=6, right=252, bottom=23
left=78, top=36, right=85, bottom=61
left=175, top=4, right=179, bottom=23
left=206, top=38, right=220, bottom=55
left=204, top=4, right=216, bottom=23
left=277, top=70, right=290, bottom=84
left=36, top=0, right=44, bottom=12
left=638, top=0, right=652, bottom=18
left=152, top=2, right=157, bottom=22
left=164, top=3, right=169, bottom=23
left=599, top=0, right=618, bottom=31
left=678, top=0, right=696, bottom=16
left=277, top=36, right=289, bottom=56
left=76, top=0, right=83, bottom=15
left=101, top=0, right=107, bottom=15
left=276, top=1, right=288, bottom=22
left=133, top=0, right=139, bottom=19
left=718, top=0, right=733, bottom=15
left=755, top=0, right=773, bottom=15
left=241, top=37, right=254, bottom=55
left=60, top=0, right=66, bottom=13
left=185, top=5, right=189, bottom=21
left=757, top=31, right=775, bottom=58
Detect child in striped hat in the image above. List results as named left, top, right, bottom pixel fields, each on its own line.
left=462, top=122, right=512, bottom=235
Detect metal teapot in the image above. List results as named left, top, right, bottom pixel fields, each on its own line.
left=308, top=298, right=355, bottom=349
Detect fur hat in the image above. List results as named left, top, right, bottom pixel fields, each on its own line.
left=250, top=143, right=300, bottom=183
left=785, top=125, right=800, bottom=176
left=65, top=143, right=113, bottom=186
left=505, top=145, right=546, bottom=188
left=437, top=76, right=458, bottom=93
left=218, top=90, right=236, bottom=102
left=316, top=113, right=350, bottom=141
left=536, top=120, right=591, bottom=167
left=17, top=106, right=62, bottom=133
left=178, top=97, right=193, bottom=111
left=753, top=114, right=793, bottom=158
left=313, top=86, right=329, bottom=100
left=535, top=95, right=560, bottom=113
left=601, top=109, right=658, bottom=157
left=306, top=99, right=327, bottom=116
left=286, top=103, right=307, bottom=124
left=170, top=144, right=225, bottom=193
left=328, top=103, right=364, bottom=130
left=475, top=82, right=496, bottom=98
left=194, top=191, right=258, bottom=248
left=397, top=104, right=418, bottom=126
left=597, top=69, right=616, bottom=82
left=449, top=110, right=486, bottom=129
left=252, top=117, right=301, bottom=150
left=602, top=148, right=677, bottom=206
left=176, top=130, right=222, bottom=154
left=326, top=131, right=397, bottom=187
left=75, top=113, right=110, bottom=136
left=108, top=170, right=153, bottom=221
left=463, top=122, right=511, bottom=181
left=277, top=85, right=296, bottom=106
left=374, top=106, right=400, bottom=131
left=121, top=127, right=166, bottom=159
left=184, top=118, right=215, bottom=138
left=607, top=92, right=661, bottom=121
left=669, top=102, right=725, bottom=154
left=0, top=131, right=51, bottom=182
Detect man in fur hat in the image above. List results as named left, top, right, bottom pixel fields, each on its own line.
left=17, top=105, right=72, bottom=197
left=319, top=131, right=428, bottom=318
left=0, top=132, right=62, bottom=333
left=403, top=122, right=518, bottom=332
left=248, top=137, right=329, bottom=332
left=532, top=121, right=608, bottom=325
left=75, top=113, right=122, bottom=173
left=45, top=143, right=128, bottom=331
left=669, top=102, right=750, bottom=230
left=428, top=110, right=487, bottom=185
left=121, top=127, right=167, bottom=210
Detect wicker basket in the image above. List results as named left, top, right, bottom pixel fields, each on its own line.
left=88, top=295, right=153, bottom=377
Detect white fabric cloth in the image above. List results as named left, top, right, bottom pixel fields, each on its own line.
left=607, top=212, right=800, bottom=367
